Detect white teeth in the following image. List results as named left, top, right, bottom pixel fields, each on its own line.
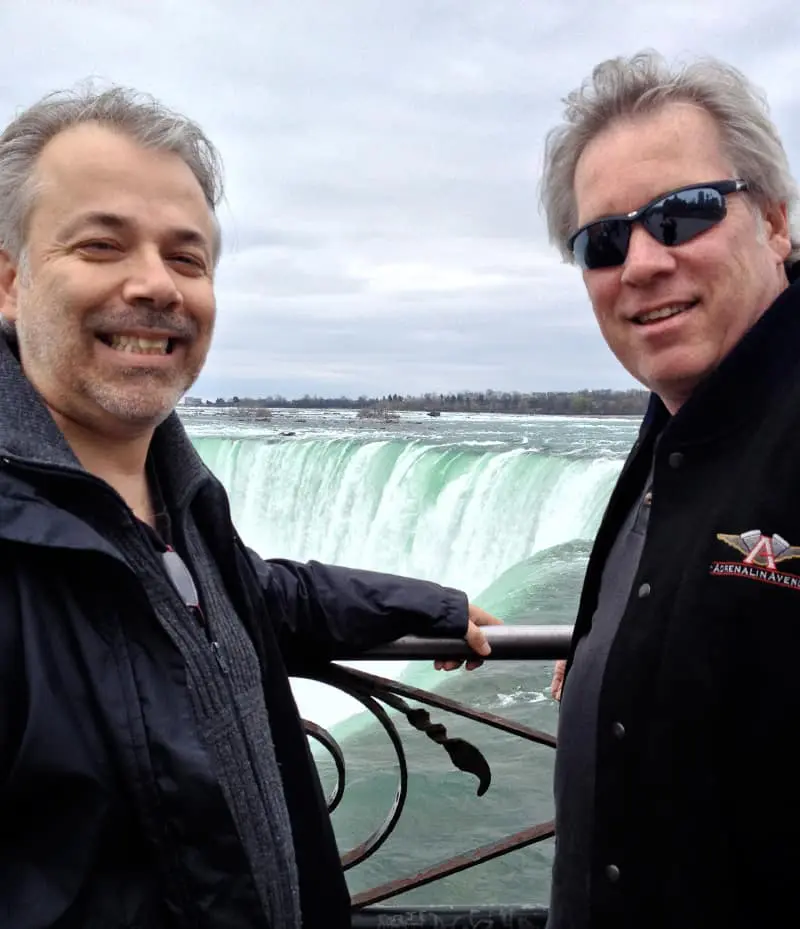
left=637, top=304, right=693, bottom=324
left=108, top=334, right=170, bottom=354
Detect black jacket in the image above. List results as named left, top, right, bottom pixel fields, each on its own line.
left=0, top=343, right=468, bottom=929
left=559, top=269, right=800, bottom=928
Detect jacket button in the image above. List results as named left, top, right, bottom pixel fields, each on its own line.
left=643, top=491, right=653, bottom=506
left=638, top=582, right=651, bottom=598
left=605, top=864, right=621, bottom=883
left=668, top=451, right=684, bottom=469
left=612, top=721, right=626, bottom=739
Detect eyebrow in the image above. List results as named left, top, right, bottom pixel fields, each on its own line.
left=59, top=211, right=211, bottom=254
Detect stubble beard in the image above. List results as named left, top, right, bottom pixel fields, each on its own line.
left=83, top=365, right=191, bottom=427
left=15, top=285, right=200, bottom=429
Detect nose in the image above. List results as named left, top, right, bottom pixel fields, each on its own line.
left=620, top=224, right=677, bottom=287
left=121, top=249, right=183, bottom=310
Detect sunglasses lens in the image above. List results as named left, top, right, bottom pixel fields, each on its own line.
left=645, top=187, right=727, bottom=246
left=573, top=219, right=631, bottom=270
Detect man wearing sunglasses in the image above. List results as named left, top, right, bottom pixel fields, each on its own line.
left=0, top=88, right=501, bottom=929
left=540, top=51, right=800, bottom=929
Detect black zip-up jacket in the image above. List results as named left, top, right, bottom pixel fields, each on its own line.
left=558, top=267, right=800, bottom=929
left=0, top=338, right=469, bottom=929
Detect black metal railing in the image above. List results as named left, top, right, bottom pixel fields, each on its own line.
left=297, top=624, right=571, bottom=929
left=351, top=905, right=550, bottom=927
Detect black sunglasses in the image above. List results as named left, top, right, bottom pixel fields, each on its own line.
left=568, top=179, right=748, bottom=270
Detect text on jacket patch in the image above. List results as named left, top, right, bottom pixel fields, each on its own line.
left=711, top=530, right=800, bottom=590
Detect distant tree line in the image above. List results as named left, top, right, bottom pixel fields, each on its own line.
left=183, top=388, right=650, bottom=416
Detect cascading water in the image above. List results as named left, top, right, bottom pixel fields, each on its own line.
left=195, top=437, right=619, bottom=592
left=191, top=427, right=627, bottom=734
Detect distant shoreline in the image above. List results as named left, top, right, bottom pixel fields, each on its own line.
left=181, top=407, right=644, bottom=419
left=182, top=388, right=649, bottom=418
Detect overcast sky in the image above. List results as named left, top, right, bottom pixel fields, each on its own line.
left=1, top=1, right=797, bottom=399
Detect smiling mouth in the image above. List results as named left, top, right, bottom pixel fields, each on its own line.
left=634, top=301, right=698, bottom=325
left=97, top=334, right=176, bottom=355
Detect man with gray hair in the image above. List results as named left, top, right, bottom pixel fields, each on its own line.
left=541, top=51, right=800, bottom=928
left=0, top=87, right=500, bottom=929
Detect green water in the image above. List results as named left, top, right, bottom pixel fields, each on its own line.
left=183, top=407, right=638, bottom=906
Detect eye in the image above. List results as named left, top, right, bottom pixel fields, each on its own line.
left=170, top=254, right=208, bottom=274
left=77, top=240, right=122, bottom=257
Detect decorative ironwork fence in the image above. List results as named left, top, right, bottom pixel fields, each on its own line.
left=297, top=625, right=571, bottom=928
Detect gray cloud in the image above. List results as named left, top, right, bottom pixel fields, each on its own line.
left=1, top=0, right=798, bottom=398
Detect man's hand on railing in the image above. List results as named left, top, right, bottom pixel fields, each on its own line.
left=551, top=659, right=566, bottom=701
left=434, top=604, right=504, bottom=672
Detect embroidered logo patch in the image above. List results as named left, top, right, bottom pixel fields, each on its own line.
left=711, top=529, right=800, bottom=589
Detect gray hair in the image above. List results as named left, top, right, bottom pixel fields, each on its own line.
left=0, top=83, right=224, bottom=265
left=540, top=50, right=800, bottom=267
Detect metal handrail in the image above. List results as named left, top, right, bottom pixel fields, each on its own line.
left=296, top=623, right=570, bottom=916
left=344, top=623, right=573, bottom=661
